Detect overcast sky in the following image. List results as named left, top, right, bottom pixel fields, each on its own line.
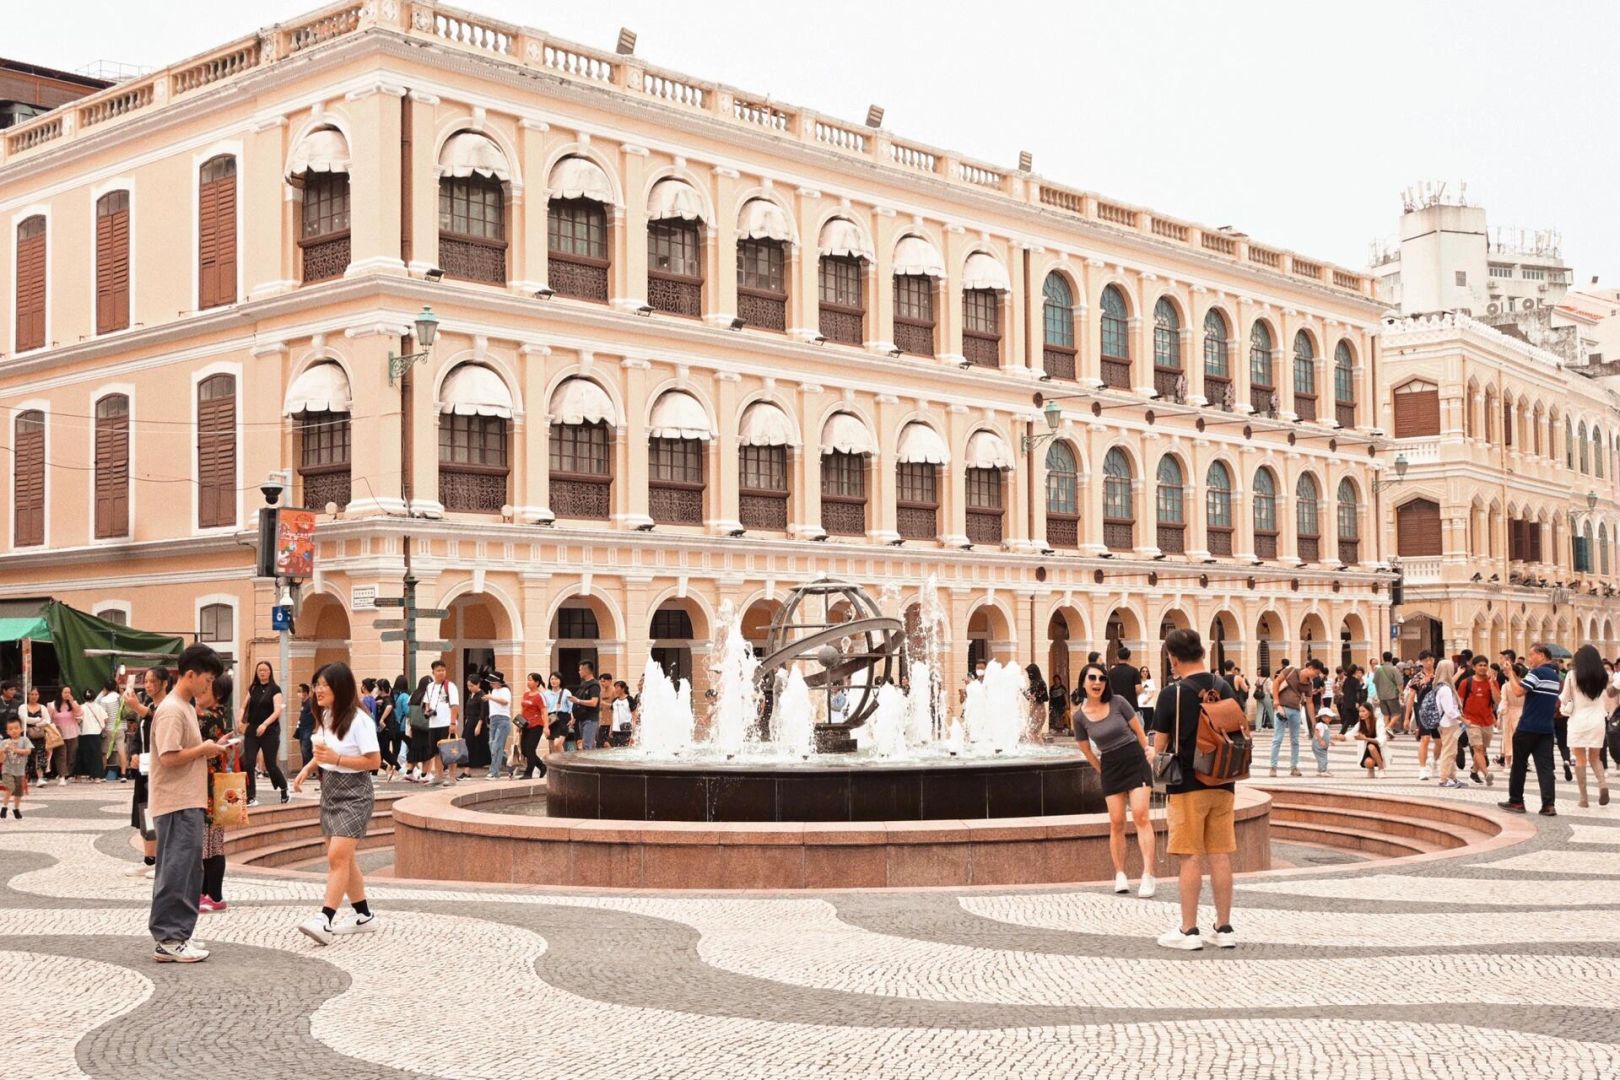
left=14, top=1, right=1620, bottom=286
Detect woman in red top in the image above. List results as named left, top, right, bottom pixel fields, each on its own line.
left=1458, top=655, right=1499, bottom=786
left=517, top=672, right=548, bottom=780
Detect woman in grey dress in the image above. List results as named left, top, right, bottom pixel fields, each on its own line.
left=1071, top=661, right=1158, bottom=898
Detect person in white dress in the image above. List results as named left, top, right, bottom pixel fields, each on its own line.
left=1559, top=645, right=1613, bottom=808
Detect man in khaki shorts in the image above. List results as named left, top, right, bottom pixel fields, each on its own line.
left=1150, top=627, right=1238, bottom=951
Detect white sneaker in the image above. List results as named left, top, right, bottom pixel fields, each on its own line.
left=153, top=939, right=208, bottom=963
left=124, top=862, right=152, bottom=878
left=1375, top=768, right=1385, bottom=778
left=1418, top=768, right=1430, bottom=781
left=1138, top=874, right=1156, bottom=899
left=332, top=913, right=378, bottom=935
left=298, top=916, right=335, bottom=946
left=1113, top=872, right=1129, bottom=894
left=1156, top=927, right=1204, bottom=951
left=246, top=799, right=261, bottom=808
left=57, top=778, right=66, bottom=787
left=143, top=867, right=155, bottom=879
left=1213, top=926, right=1238, bottom=948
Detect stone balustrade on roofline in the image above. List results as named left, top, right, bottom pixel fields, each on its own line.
left=1382, top=312, right=1576, bottom=374
left=0, top=0, right=1372, bottom=302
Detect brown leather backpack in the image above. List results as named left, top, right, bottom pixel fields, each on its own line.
left=1190, top=682, right=1252, bottom=786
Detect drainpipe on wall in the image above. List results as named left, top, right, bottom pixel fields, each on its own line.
left=399, top=89, right=417, bottom=688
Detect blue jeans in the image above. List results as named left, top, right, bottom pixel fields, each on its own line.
left=1270, top=707, right=1303, bottom=770
left=578, top=718, right=600, bottom=750
left=1311, top=739, right=1331, bottom=773
left=486, top=715, right=512, bottom=777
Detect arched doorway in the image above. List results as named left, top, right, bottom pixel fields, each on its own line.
left=1209, top=610, right=1239, bottom=674
left=1105, top=606, right=1142, bottom=668
left=966, top=603, right=1012, bottom=675
left=1396, top=610, right=1444, bottom=661
left=1047, top=605, right=1086, bottom=700
left=742, top=598, right=782, bottom=660
left=551, top=598, right=614, bottom=684
left=1157, top=608, right=1191, bottom=683
left=649, top=598, right=710, bottom=691
left=440, top=593, right=510, bottom=683
left=1340, top=613, right=1368, bottom=671
left=296, top=593, right=351, bottom=685
left=1299, top=612, right=1329, bottom=665
left=1255, top=611, right=1283, bottom=677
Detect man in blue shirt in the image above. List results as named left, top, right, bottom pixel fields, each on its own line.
left=1500, top=643, right=1560, bottom=816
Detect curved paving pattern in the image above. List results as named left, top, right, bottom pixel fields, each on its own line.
left=1, top=733, right=1616, bottom=1078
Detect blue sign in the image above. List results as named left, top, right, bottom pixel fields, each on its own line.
left=271, top=605, right=293, bottom=632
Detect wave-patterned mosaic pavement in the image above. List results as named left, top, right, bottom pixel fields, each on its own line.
left=4, top=734, right=1617, bottom=1079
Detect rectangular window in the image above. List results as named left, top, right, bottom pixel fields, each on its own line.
left=896, top=462, right=938, bottom=540
left=15, top=216, right=46, bottom=352
left=963, top=289, right=999, bottom=334
left=1454, top=270, right=1467, bottom=286
left=439, top=414, right=508, bottom=468
left=818, top=255, right=865, bottom=345
left=736, top=239, right=785, bottom=293
left=198, top=158, right=237, bottom=310
left=302, top=174, right=351, bottom=239
left=196, top=375, right=236, bottom=528
left=547, top=199, right=607, bottom=259
left=549, top=422, right=609, bottom=477
left=893, top=274, right=935, bottom=355
left=1489, top=264, right=1513, bottom=278
left=1521, top=267, right=1546, bottom=282
left=441, top=178, right=505, bottom=242
left=740, top=445, right=787, bottom=493
left=649, top=438, right=703, bottom=485
left=14, top=412, right=44, bottom=546
left=94, top=396, right=130, bottom=539
left=648, top=221, right=701, bottom=279
left=96, top=193, right=130, bottom=334
left=966, top=468, right=1002, bottom=511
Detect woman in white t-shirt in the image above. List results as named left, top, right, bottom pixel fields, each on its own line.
left=293, top=662, right=380, bottom=945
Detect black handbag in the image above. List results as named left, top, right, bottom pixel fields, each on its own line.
left=1150, top=684, right=1185, bottom=794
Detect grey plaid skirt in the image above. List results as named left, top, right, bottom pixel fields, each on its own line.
left=319, top=769, right=375, bottom=839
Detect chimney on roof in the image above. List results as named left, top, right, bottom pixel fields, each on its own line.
left=864, top=105, right=884, bottom=128
left=615, top=28, right=637, bottom=56
left=1017, top=151, right=1033, bottom=173
left=1593, top=275, right=1600, bottom=286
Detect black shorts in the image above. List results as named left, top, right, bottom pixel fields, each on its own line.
left=547, top=714, right=572, bottom=740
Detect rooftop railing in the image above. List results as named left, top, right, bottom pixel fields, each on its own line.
left=0, top=0, right=1371, bottom=299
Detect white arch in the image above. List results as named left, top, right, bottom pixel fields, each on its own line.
left=543, top=583, right=627, bottom=639
left=430, top=351, right=525, bottom=419
left=540, top=141, right=622, bottom=207
left=436, top=578, right=526, bottom=642
left=434, top=117, right=523, bottom=191
left=642, top=164, right=717, bottom=227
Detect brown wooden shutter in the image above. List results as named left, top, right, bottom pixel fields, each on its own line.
left=198, top=159, right=237, bottom=309
left=197, top=375, right=236, bottom=527
left=1392, top=383, right=1440, bottom=438
left=95, top=396, right=130, bottom=538
left=95, top=193, right=130, bottom=334
left=13, top=411, right=44, bottom=546
left=15, top=217, right=46, bottom=352
left=1396, top=498, right=1442, bottom=557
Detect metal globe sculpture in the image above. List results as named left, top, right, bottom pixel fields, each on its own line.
left=757, top=578, right=902, bottom=745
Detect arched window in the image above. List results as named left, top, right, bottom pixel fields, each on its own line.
left=1045, top=441, right=1079, bottom=549
left=896, top=422, right=945, bottom=541
left=821, top=413, right=875, bottom=536
left=1336, top=478, right=1360, bottom=564
left=441, top=174, right=508, bottom=285
left=1103, top=448, right=1134, bottom=551
left=1099, top=285, right=1130, bottom=389
left=647, top=212, right=703, bottom=316
left=892, top=234, right=941, bottom=356
left=1567, top=417, right=1575, bottom=468
left=198, top=156, right=237, bottom=309
left=1397, top=498, right=1442, bottom=558
left=648, top=390, right=709, bottom=524
left=1578, top=520, right=1595, bottom=573
left=1042, top=273, right=1076, bottom=380
left=197, top=374, right=236, bottom=528
left=288, top=127, right=353, bottom=282
left=1296, top=473, right=1321, bottom=562
left=94, top=394, right=130, bottom=539
left=816, top=214, right=870, bottom=345
left=1203, top=309, right=1231, bottom=405
left=1392, top=379, right=1440, bottom=438
left=287, top=361, right=352, bottom=513
left=964, top=430, right=1010, bottom=545
left=1155, top=455, right=1185, bottom=553
left=198, top=603, right=233, bottom=645
left=547, top=155, right=611, bottom=300
left=1595, top=428, right=1605, bottom=479
left=1333, top=341, right=1355, bottom=428
left=1252, top=468, right=1278, bottom=560
left=1152, top=298, right=1183, bottom=400
left=1503, top=397, right=1514, bottom=448
left=737, top=400, right=790, bottom=531
left=737, top=235, right=788, bottom=331
left=1249, top=322, right=1275, bottom=415
left=13, top=410, right=44, bottom=546
left=1205, top=461, right=1233, bottom=556
left=95, top=192, right=130, bottom=333
left=1292, top=331, right=1317, bottom=422
left=1602, top=524, right=1610, bottom=577
left=549, top=378, right=615, bottom=521
left=1579, top=421, right=1589, bottom=473
left=1466, top=385, right=1478, bottom=439
left=14, top=215, right=46, bottom=351
left=439, top=364, right=512, bottom=514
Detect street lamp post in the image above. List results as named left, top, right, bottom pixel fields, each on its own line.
left=387, top=306, right=441, bottom=386
left=391, top=307, right=438, bottom=687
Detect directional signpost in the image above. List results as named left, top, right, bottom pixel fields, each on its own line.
left=374, top=574, right=454, bottom=687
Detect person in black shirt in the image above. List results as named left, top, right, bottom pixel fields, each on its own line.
left=573, top=661, right=602, bottom=750
left=1149, top=627, right=1238, bottom=952
left=1107, top=647, right=1143, bottom=713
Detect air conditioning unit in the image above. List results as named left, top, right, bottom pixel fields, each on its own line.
left=1487, top=302, right=1500, bottom=315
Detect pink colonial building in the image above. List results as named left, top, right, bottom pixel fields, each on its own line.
left=0, top=1, right=1391, bottom=696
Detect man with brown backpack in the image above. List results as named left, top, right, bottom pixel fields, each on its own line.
left=1150, top=628, right=1249, bottom=951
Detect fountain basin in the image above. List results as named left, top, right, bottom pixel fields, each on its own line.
left=545, top=747, right=1102, bottom=822
left=390, top=781, right=1274, bottom=889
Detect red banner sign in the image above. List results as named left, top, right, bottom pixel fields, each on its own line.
left=273, top=508, right=318, bottom=578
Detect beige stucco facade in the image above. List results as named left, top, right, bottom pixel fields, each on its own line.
left=0, top=1, right=1393, bottom=698
left=1381, top=312, right=1620, bottom=659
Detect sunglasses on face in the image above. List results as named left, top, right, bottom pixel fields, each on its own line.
left=1084, top=674, right=1106, bottom=683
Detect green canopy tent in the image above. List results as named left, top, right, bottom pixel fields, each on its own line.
left=0, top=600, right=186, bottom=693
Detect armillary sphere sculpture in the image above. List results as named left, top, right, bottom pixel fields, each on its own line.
left=757, top=579, right=902, bottom=741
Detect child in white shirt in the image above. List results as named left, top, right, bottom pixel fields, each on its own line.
left=1311, top=708, right=1334, bottom=776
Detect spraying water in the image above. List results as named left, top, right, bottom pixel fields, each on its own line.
left=708, top=600, right=760, bottom=758
left=904, top=659, right=934, bottom=747
left=635, top=656, right=694, bottom=756
left=868, top=681, right=909, bottom=758
left=773, top=665, right=816, bottom=759
left=977, top=659, right=1029, bottom=754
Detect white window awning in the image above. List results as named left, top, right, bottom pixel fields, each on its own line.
left=283, top=361, right=351, bottom=416
left=738, top=197, right=792, bottom=243
left=821, top=412, right=876, bottom=456
left=649, top=390, right=712, bottom=441
left=548, top=155, right=612, bottom=203
left=896, top=422, right=949, bottom=465
left=962, top=251, right=1011, bottom=292
left=438, top=131, right=510, bottom=181
left=549, top=377, right=616, bottom=426
left=287, top=128, right=350, bottom=179
left=893, top=234, right=945, bottom=278
left=439, top=364, right=514, bottom=418
left=738, top=401, right=795, bottom=447
left=818, top=217, right=872, bottom=261
left=647, top=177, right=706, bottom=223
left=965, top=430, right=1014, bottom=470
